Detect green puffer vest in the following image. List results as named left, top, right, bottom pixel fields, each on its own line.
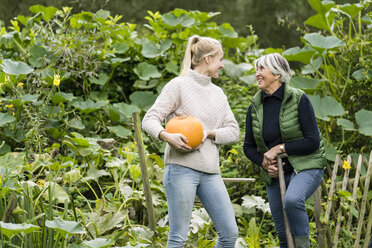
left=250, top=84, right=326, bottom=184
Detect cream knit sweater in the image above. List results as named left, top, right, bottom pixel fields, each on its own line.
left=142, top=69, right=239, bottom=174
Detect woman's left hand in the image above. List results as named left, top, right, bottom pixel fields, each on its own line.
left=193, top=130, right=215, bottom=150
left=263, top=145, right=282, bottom=164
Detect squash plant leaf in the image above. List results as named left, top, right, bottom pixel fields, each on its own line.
left=1, top=59, right=34, bottom=75
left=133, top=62, right=161, bottom=80
left=0, top=113, right=16, bottom=127
left=45, top=217, right=86, bottom=237
left=303, top=33, right=346, bottom=51
left=355, top=109, right=372, bottom=136
left=0, top=221, right=40, bottom=239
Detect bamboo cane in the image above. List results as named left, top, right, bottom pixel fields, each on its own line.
left=354, top=152, right=372, bottom=247
left=277, top=153, right=295, bottom=248
left=346, top=154, right=363, bottom=232
left=132, top=112, right=156, bottom=232
left=333, top=155, right=351, bottom=247
left=314, top=186, right=326, bottom=247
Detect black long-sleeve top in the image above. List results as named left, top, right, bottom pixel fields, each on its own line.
left=243, top=84, right=320, bottom=174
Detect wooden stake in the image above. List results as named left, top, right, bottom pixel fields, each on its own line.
left=277, top=153, right=295, bottom=248
left=132, top=112, right=156, bottom=232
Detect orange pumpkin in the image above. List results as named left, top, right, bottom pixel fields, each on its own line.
left=165, top=115, right=204, bottom=148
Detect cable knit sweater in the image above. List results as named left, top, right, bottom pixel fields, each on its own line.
left=142, top=69, right=239, bottom=174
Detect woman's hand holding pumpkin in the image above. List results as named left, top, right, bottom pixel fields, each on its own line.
left=159, top=131, right=192, bottom=152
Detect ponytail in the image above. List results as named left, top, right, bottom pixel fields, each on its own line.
left=180, top=35, right=222, bottom=76
left=180, top=35, right=200, bottom=76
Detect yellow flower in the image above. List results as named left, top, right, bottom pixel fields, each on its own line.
left=4, top=75, right=9, bottom=82
left=53, top=74, right=61, bottom=86
left=17, top=82, right=24, bottom=88
left=5, top=104, right=13, bottom=109
left=36, top=179, right=45, bottom=188
left=343, top=160, right=351, bottom=170
left=124, top=147, right=129, bottom=152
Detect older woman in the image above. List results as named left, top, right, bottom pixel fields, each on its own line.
left=243, top=53, right=326, bottom=248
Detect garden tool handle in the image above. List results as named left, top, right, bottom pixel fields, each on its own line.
left=277, top=153, right=295, bottom=248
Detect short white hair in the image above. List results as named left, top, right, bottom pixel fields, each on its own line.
left=254, top=53, right=291, bottom=83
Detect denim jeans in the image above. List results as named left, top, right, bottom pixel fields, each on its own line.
left=267, top=168, right=324, bottom=248
left=163, top=164, right=238, bottom=248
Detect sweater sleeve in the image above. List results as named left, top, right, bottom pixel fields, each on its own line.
left=243, top=105, right=264, bottom=167
left=214, top=96, right=240, bottom=145
left=142, top=80, right=180, bottom=139
left=285, top=94, right=320, bottom=155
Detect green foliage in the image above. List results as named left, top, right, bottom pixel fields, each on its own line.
left=0, top=1, right=370, bottom=247
left=283, top=0, right=372, bottom=155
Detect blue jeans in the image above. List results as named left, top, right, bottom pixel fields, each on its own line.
left=267, top=168, right=324, bottom=248
left=163, top=164, right=238, bottom=248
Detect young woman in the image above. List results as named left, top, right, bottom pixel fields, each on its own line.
left=142, top=35, right=239, bottom=247
left=243, top=53, right=326, bottom=248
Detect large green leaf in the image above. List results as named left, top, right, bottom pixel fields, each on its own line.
left=301, top=57, right=323, bottom=75
left=308, top=0, right=335, bottom=16
left=165, top=61, right=179, bottom=74
left=340, top=3, right=363, bottom=19
left=108, top=125, right=132, bottom=138
left=83, top=238, right=113, bottom=248
left=71, top=99, right=108, bottom=114
left=43, top=182, right=70, bottom=204
left=45, top=218, right=86, bottom=237
left=29, top=45, right=47, bottom=68
left=356, top=109, right=372, bottom=136
left=133, top=62, right=161, bottom=80
left=63, top=169, right=81, bottom=184
left=51, top=92, right=76, bottom=104
left=112, top=42, right=129, bottom=54
left=304, top=14, right=330, bottom=31
left=337, top=118, right=356, bottom=131
left=283, top=46, right=316, bottom=64
left=29, top=5, right=58, bottom=21
left=308, top=95, right=345, bottom=121
left=84, top=166, right=110, bottom=181
left=1, top=59, right=34, bottom=75
left=0, top=31, right=18, bottom=46
left=0, top=113, right=16, bottom=127
left=140, top=39, right=172, bottom=58
left=218, top=23, right=238, bottom=38
left=324, top=140, right=337, bottom=162
left=162, top=12, right=195, bottom=27
left=0, top=221, right=40, bottom=239
left=89, top=73, right=109, bottom=86
left=290, top=77, right=322, bottom=89
left=129, top=91, right=157, bottom=110
left=223, top=60, right=252, bottom=78
left=134, top=79, right=158, bottom=89
left=303, top=33, right=346, bottom=51
left=112, top=102, right=140, bottom=118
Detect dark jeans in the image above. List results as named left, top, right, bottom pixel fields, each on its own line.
left=267, top=168, right=324, bottom=248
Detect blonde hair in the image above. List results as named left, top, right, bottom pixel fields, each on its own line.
left=254, top=53, right=291, bottom=83
left=180, top=35, right=222, bottom=76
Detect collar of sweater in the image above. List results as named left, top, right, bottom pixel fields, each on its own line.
left=187, top=69, right=212, bottom=86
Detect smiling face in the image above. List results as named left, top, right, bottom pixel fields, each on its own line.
left=255, top=65, right=281, bottom=95
left=205, top=48, right=224, bottom=79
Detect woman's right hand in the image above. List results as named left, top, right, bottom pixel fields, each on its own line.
left=159, top=131, right=192, bottom=152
